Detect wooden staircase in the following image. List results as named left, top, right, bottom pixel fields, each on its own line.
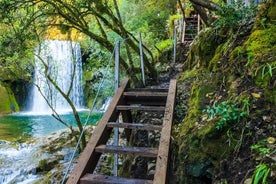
left=67, top=78, right=177, bottom=184
left=182, top=14, right=201, bottom=43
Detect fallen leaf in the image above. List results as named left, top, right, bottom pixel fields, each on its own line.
left=251, top=92, right=261, bottom=98
left=267, top=137, right=275, bottom=144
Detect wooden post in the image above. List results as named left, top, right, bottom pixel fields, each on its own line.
left=181, top=21, right=186, bottom=43
left=115, top=41, right=120, bottom=90
left=181, top=20, right=186, bottom=43
left=197, top=14, right=201, bottom=34
left=139, top=32, right=146, bottom=86
left=114, top=40, right=120, bottom=176
left=173, top=27, right=177, bottom=63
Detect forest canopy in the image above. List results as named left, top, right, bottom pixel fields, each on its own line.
left=0, top=0, right=259, bottom=83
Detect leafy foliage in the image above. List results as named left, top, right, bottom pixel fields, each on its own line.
left=214, top=0, right=257, bottom=30
left=203, top=100, right=249, bottom=129
left=252, top=164, right=271, bottom=184
left=0, top=4, right=38, bottom=81
left=250, top=137, right=275, bottom=184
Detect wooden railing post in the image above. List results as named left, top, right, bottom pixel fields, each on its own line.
left=173, top=27, right=177, bottom=63
left=181, top=20, right=186, bottom=43
left=114, top=40, right=120, bottom=176
left=139, top=32, right=146, bottom=86
left=197, top=14, right=201, bottom=34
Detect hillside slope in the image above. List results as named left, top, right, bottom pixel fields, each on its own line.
left=171, top=1, right=275, bottom=183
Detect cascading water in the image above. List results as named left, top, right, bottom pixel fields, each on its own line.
left=30, top=40, right=84, bottom=114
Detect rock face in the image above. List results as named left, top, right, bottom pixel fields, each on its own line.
left=172, top=1, right=276, bottom=183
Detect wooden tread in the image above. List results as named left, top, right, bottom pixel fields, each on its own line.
left=123, top=91, right=167, bottom=97
left=116, top=105, right=165, bottom=112
left=80, top=174, right=153, bottom=184
left=123, top=91, right=167, bottom=106
left=127, top=88, right=168, bottom=92
left=107, top=122, right=162, bottom=131
left=95, top=145, right=158, bottom=157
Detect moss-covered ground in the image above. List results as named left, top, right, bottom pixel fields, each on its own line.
left=171, top=1, right=276, bottom=183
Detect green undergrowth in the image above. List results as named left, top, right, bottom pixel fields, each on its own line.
left=173, top=1, right=276, bottom=183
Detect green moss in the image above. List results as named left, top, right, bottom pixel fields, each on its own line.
left=267, top=1, right=276, bottom=21
left=264, top=88, right=276, bottom=104
left=185, top=28, right=222, bottom=70
left=0, top=84, right=19, bottom=114
left=245, top=26, right=276, bottom=89
left=253, top=0, right=276, bottom=29
left=179, top=69, right=217, bottom=137
left=229, top=46, right=246, bottom=64
left=83, top=70, right=93, bottom=81
left=246, top=27, right=276, bottom=66
left=254, top=69, right=272, bottom=88
left=178, top=68, right=199, bottom=82
left=0, top=85, right=10, bottom=113
left=209, top=44, right=224, bottom=71
left=180, top=84, right=209, bottom=136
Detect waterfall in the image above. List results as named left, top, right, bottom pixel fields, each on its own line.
left=30, top=40, right=84, bottom=114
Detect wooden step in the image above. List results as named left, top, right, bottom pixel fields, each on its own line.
left=127, top=88, right=168, bottom=93
left=80, top=174, right=153, bottom=184
left=123, top=91, right=168, bottom=97
left=95, top=145, right=158, bottom=157
left=185, top=38, right=194, bottom=41
left=123, top=91, right=167, bottom=106
left=116, top=105, right=165, bottom=112
left=107, top=122, right=162, bottom=131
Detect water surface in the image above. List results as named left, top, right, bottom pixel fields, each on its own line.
left=0, top=111, right=102, bottom=184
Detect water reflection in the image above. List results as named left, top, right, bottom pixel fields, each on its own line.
left=0, top=111, right=102, bottom=141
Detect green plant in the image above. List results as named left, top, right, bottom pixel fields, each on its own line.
left=214, top=0, right=257, bottom=30
left=250, top=138, right=275, bottom=183
left=250, top=138, right=276, bottom=158
left=254, top=63, right=275, bottom=79
left=252, top=163, right=271, bottom=184
left=203, top=100, right=248, bottom=129
left=251, top=144, right=270, bottom=155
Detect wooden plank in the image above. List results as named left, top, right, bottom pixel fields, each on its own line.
left=126, top=88, right=168, bottom=93
left=95, top=145, right=158, bottom=158
left=80, top=174, right=153, bottom=184
left=124, top=97, right=166, bottom=106
left=123, top=91, right=168, bottom=97
left=66, top=78, right=130, bottom=184
left=107, top=122, right=162, bottom=131
left=153, top=79, right=177, bottom=184
left=116, top=105, right=165, bottom=112
left=123, top=91, right=167, bottom=106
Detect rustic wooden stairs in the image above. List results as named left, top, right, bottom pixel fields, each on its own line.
left=67, top=78, right=177, bottom=184
left=182, top=14, right=201, bottom=43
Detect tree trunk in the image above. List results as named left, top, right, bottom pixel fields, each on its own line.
left=189, top=0, right=222, bottom=11
left=191, top=3, right=210, bottom=26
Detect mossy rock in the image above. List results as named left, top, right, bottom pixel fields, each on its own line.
left=254, top=0, right=276, bottom=29
left=245, top=25, right=276, bottom=89
left=208, top=44, right=224, bottom=71
left=0, top=84, right=19, bottom=114
left=179, top=69, right=218, bottom=137
left=37, top=158, right=59, bottom=173
left=267, top=1, right=276, bottom=21
left=185, top=28, right=223, bottom=70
